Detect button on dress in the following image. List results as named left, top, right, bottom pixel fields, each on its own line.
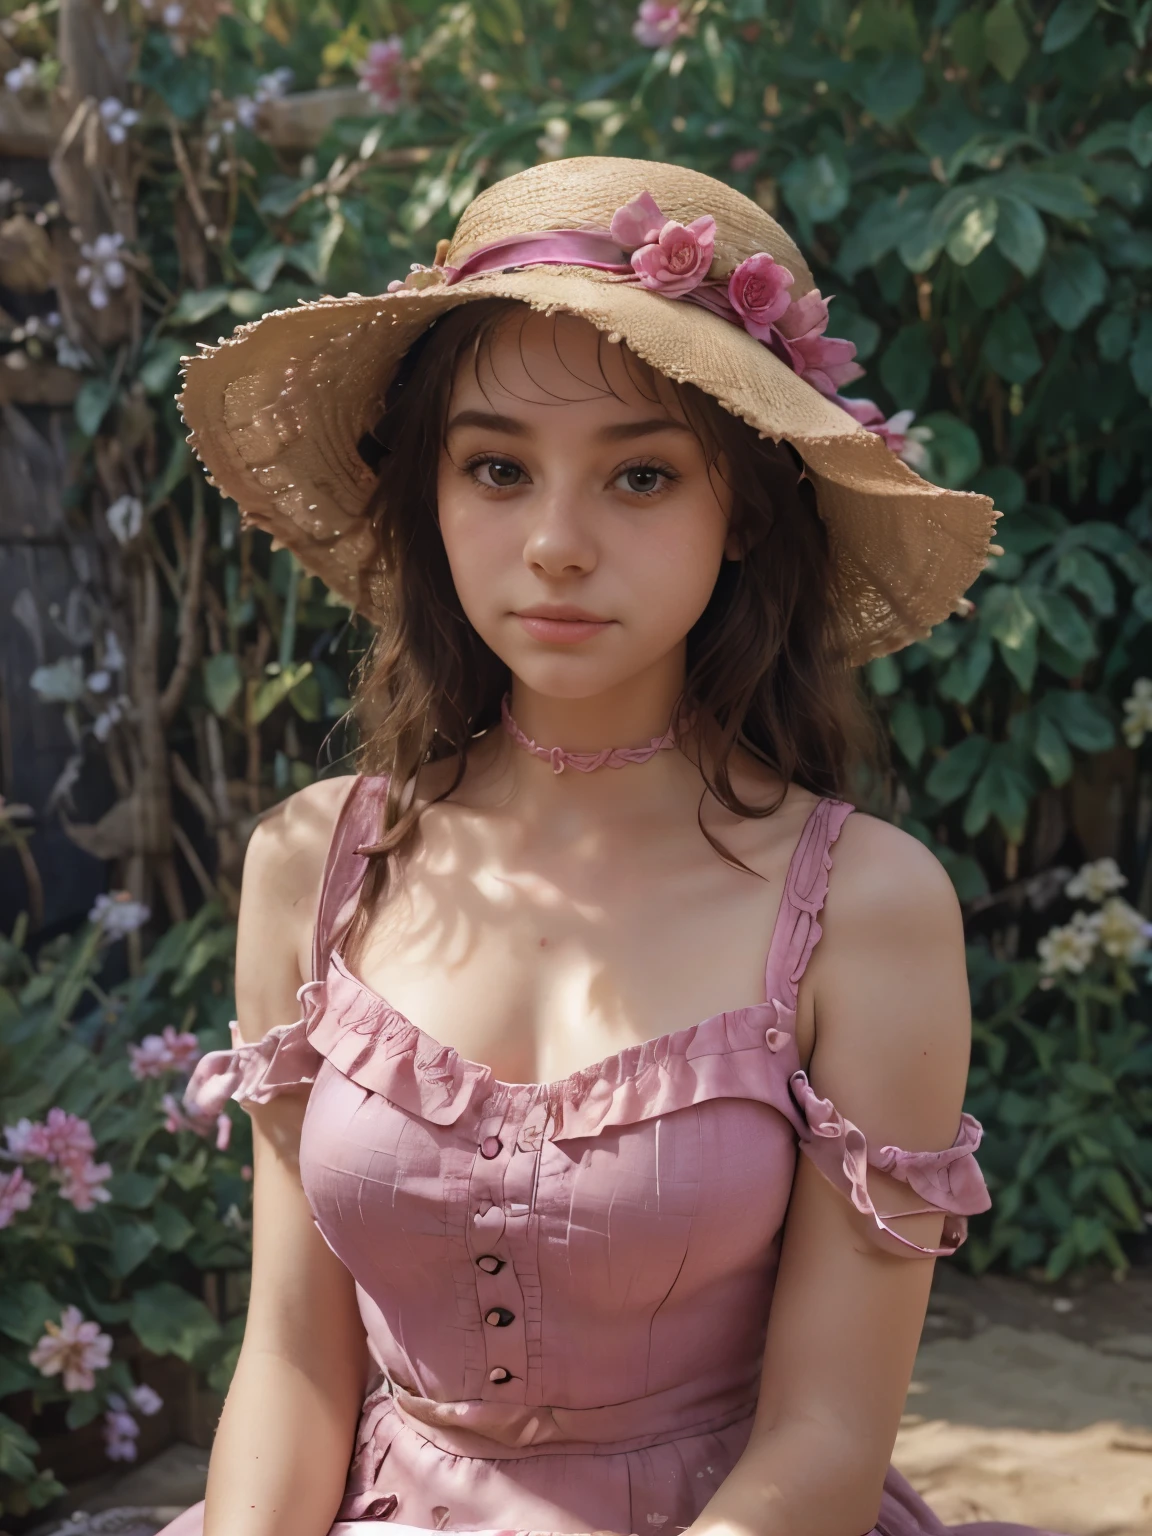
left=160, top=778, right=1062, bottom=1536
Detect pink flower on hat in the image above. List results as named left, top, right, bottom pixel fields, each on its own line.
left=769, top=289, right=864, bottom=396
left=626, top=206, right=716, bottom=299
left=727, top=252, right=795, bottom=341
left=831, top=395, right=924, bottom=467
left=632, top=1, right=686, bottom=48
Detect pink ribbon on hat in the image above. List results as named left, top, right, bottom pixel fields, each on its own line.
left=388, top=190, right=909, bottom=452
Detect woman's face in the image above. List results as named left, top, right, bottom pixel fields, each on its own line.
left=436, top=308, right=736, bottom=703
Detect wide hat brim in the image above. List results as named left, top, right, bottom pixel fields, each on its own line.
left=178, top=261, right=996, bottom=667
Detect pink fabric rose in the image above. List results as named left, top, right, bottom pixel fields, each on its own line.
left=727, top=252, right=795, bottom=341
left=632, top=1, right=685, bottom=48
left=608, top=191, right=667, bottom=250
left=630, top=215, right=716, bottom=299
left=770, top=288, right=864, bottom=396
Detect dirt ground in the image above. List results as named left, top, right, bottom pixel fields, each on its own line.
left=35, top=1268, right=1152, bottom=1536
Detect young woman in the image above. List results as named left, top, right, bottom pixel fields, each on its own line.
left=166, top=159, right=1055, bottom=1536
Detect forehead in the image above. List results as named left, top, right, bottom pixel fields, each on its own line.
left=447, top=306, right=688, bottom=421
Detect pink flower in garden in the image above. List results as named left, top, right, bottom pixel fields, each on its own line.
left=29, top=1306, right=112, bottom=1392
left=727, top=252, right=795, bottom=341
left=42, top=1108, right=97, bottom=1168
left=129, top=1382, right=163, bottom=1416
left=729, top=148, right=759, bottom=173
left=0, top=1167, right=34, bottom=1228
left=58, top=1157, right=113, bottom=1212
left=103, top=1396, right=140, bottom=1462
left=628, top=213, right=716, bottom=299
left=632, top=1, right=686, bottom=48
left=4, top=1117, right=50, bottom=1160
left=358, top=36, right=406, bottom=113
left=769, top=289, right=864, bottom=396
left=129, top=1026, right=202, bottom=1080
left=161, top=1093, right=231, bottom=1151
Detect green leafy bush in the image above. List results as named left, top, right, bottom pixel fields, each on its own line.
left=0, top=904, right=247, bottom=1517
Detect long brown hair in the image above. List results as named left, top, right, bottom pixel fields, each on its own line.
left=346, top=297, right=875, bottom=898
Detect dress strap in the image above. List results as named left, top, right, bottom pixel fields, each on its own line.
left=310, top=775, right=389, bottom=983
left=763, top=797, right=855, bottom=1010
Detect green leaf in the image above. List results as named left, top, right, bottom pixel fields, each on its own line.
left=1043, top=690, right=1115, bottom=751
left=0, top=1413, right=40, bottom=1481
left=128, top=1282, right=220, bottom=1362
left=983, top=304, right=1042, bottom=382
left=984, top=0, right=1030, bottom=80
left=879, top=323, right=934, bottom=408
left=0, top=1282, right=59, bottom=1346
left=1001, top=170, right=1095, bottom=219
left=134, top=31, right=211, bottom=119
left=971, top=464, right=1026, bottom=513
left=75, top=376, right=115, bottom=438
left=288, top=672, right=324, bottom=721
left=1099, top=1167, right=1144, bottom=1227
left=916, top=411, right=983, bottom=487
left=860, top=55, right=924, bottom=126
left=1130, top=312, right=1152, bottom=397
left=64, top=1391, right=103, bottom=1431
left=889, top=699, right=926, bottom=767
left=242, top=244, right=288, bottom=293
left=945, top=197, right=998, bottom=266
left=1033, top=714, right=1074, bottom=783
left=983, top=584, right=1039, bottom=688
left=948, top=8, right=987, bottom=74
left=203, top=653, right=243, bottom=718
left=107, top=1170, right=164, bottom=1209
left=253, top=661, right=314, bottom=725
left=1057, top=548, right=1115, bottom=615
left=939, top=636, right=993, bottom=704
left=925, top=734, right=991, bottom=804
left=1064, top=1061, right=1114, bottom=1094
left=936, top=848, right=990, bottom=902
left=1131, top=102, right=1152, bottom=169
left=1042, top=0, right=1097, bottom=52
left=1030, top=591, right=1097, bottom=661
left=170, top=285, right=231, bottom=325
left=1096, top=309, right=1133, bottom=362
left=112, top=1222, right=159, bottom=1277
left=780, top=149, right=851, bottom=227
left=964, top=753, right=1032, bottom=840
left=153, top=1200, right=196, bottom=1251
left=138, top=338, right=187, bottom=395
left=1041, top=245, right=1108, bottom=331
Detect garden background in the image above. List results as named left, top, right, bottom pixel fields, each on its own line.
left=0, top=0, right=1150, bottom=1521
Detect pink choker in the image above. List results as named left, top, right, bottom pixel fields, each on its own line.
left=500, top=695, right=682, bottom=775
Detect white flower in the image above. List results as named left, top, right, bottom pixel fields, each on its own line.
left=536, top=118, right=570, bottom=160
left=102, top=630, right=126, bottom=673
left=56, top=334, right=92, bottom=371
left=98, top=97, right=140, bottom=146
left=1037, top=911, right=1098, bottom=976
left=29, top=1307, right=112, bottom=1392
left=1122, top=677, right=1152, bottom=748
left=92, top=700, right=124, bottom=742
left=129, top=1382, right=163, bottom=1416
left=89, top=890, right=150, bottom=939
left=86, top=669, right=111, bottom=694
left=1087, top=897, right=1151, bottom=963
left=162, top=1, right=184, bottom=24
left=255, top=67, right=293, bottom=102
left=4, top=59, right=39, bottom=94
left=76, top=232, right=127, bottom=310
left=106, top=494, right=144, bottom=544
left=30, top=656, right=86, bottom=704
left=1065, top=858, right=1127, bottom=904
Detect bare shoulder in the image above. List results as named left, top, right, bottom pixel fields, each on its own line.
left=822, top=809, right=963, bottom=946
left=234, top=775, right=359, bottom=1042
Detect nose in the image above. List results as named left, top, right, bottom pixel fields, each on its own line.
left=522, top=481, right=597, bottom=579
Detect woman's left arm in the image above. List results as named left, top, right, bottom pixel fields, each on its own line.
left=690, top=813, right=977, bottom=1536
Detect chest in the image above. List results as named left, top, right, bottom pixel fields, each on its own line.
left=339, top=817, right=797, bottom=1087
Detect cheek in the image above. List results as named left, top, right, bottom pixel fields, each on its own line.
left=618, top=502, right=730, bottom=628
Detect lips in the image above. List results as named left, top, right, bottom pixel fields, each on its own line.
left=513, top=606, right=615, bottom=645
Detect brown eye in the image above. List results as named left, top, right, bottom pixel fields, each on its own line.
left=479, top=458, right=523, bottom=488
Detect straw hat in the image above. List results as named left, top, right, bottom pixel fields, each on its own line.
left=177, top=156, right=997, bottom=664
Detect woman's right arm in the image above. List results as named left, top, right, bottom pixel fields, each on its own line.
left=203, top=778, right=368, bottom=1536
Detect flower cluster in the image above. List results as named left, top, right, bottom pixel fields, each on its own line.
left=104, top=1384, right=163, bottom=1462
left=89, top=889, right=151, bottom=939
left=357, top=37, right=406, bottom=113
left=633, top=2, right=688, bottom=48
left=1037, top=859, right=1151, bottom=978
left=1122, top=677, right=1152, bottom=748
left=3, top=1108, right=111, bottom=1214
left=233, top=67, right=294, bottom=131
left=4, top=58, right=40, bottom=94
left=98, top=97, right=139, bottom=145
left=129, top=1026, right=202, bottom=1081
left=161, top=1092, right=232, bottom=1150
left=75, top=231, right=128, bottom=311
left=29, top=1306, right=112, bottom=1392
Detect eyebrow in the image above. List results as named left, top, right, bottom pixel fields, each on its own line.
left=444, top=409, right=694, bottom=441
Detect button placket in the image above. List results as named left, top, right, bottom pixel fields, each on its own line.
left=468, top=1098, right=539, bottom=1397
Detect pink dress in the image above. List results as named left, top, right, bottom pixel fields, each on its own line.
left=165, top=778, right=1059, bottom=1536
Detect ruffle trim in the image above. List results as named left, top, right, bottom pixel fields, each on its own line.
left=790, top=1070, right=991, bottom=1258
left=183, top=982, right=324, bottom=1116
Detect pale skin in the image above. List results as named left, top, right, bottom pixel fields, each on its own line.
left=203, top=311, right=972, bottom=1536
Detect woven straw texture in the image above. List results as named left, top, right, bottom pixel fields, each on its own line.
left=176, top=157, right=998, bottom=663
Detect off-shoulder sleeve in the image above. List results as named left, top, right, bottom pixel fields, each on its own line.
left=184, top=1015, right=323, bottom=1116
left=789, top=1070, right=991, bottom=1258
